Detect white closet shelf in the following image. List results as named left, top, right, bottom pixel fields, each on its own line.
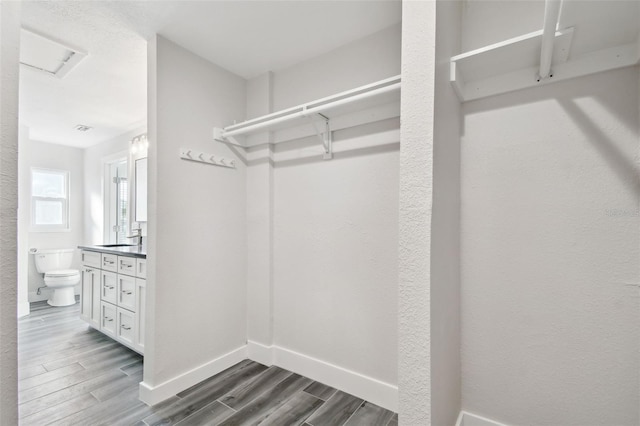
left=213, top=75, right=401, bottom=159
left=451, top=28, right=574, bottom=102
left=451, top=25, right=640, bottom=102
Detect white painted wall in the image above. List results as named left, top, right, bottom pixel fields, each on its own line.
left=263, top=25, right=400, bottom=401
left=461, top=67, right=640, bottom=425
left=20, top=138, right=84, bottom=302
left=272, top=121, right=400, bottom=379
left=143, top=35, right=247, bottom=398
left=272, top=24, right=401, bottom=111
left=84, top=127, right=144, bottom=245
left=460, top=0, right=544, bottom=53
left=431, top=1, right=463, bottom=424
left=0, top=1, right=20, bottom=422
left=398, top=1, right=436, bottom=423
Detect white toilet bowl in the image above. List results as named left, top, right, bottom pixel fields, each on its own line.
left=31, top=248, right=80, bottom=307
left=44, top=269, right=80, bottom=306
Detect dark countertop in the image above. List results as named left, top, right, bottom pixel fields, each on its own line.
left=78, top=245, right=147, bottom=258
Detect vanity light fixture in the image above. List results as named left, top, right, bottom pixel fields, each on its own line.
left=130, top=133, right=148, bottom=155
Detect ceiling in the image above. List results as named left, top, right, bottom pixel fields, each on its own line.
left=19, top=0, right=402, bottom=148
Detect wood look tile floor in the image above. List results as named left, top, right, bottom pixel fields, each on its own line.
left=19, top=301, right=398, bottom=426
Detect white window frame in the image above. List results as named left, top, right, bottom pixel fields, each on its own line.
left=30, top=167, right=70, bottom=232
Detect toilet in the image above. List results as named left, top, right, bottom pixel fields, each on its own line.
left=31, top=248, right=80, bottom=307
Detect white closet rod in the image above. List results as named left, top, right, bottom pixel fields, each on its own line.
left=220, top=76, right=401, bottom=138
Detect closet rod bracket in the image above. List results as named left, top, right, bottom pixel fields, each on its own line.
left=212, top=128, right=245, bottom=148
left=305, top=112, right=332, bottom=160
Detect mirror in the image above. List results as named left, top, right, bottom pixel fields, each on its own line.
left=135, top=157, right=147, bottom=222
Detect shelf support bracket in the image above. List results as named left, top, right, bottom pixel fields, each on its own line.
left=306, top=112, right=332, bottom=160
left=538, top=0, right=563, bottom=81
left=213, top=128, right=244, bottom=148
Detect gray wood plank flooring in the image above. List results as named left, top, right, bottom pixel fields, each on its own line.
left=19, top=301, right=397, bottom=425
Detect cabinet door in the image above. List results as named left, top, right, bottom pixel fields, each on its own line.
left=118, top=256, right=136, bottom=277
left=117, top=274, right=136, bottom=311
left=80, top=267, right=100, bottom=328
left=101, top=271, right=117, bottom=304
left=100, top=302, right=117, bottom=338
left=91, top=274, right=101, bottom=329
left=117, top=308, right=135, bottom=348
left=134, top=279, right=146, bottom=354
left=80, top=267, right=94, bottom=323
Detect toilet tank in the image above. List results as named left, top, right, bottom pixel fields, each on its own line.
left=30, top=248, right=75, bottom=273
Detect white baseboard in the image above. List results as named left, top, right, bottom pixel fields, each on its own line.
left=456, top=411, right=510, bottom=426
left=246, top=341, right=398, bottom=412
left=139, top=345, right=248, bottom=406
left=17, top=301, right=30, bottom=318
left=138, top=342, right=398, bottom=412
left=247, top=340, right=274, bottom=366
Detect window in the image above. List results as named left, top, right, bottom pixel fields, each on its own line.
left=31, top=168, right=70, bottom=231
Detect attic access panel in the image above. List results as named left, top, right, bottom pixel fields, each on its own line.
left=20, top=28, right=87, bottom=78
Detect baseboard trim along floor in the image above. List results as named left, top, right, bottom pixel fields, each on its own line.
left=248, top=340, right=398, bottom=413
left=139, top=345, right=248, bottom=406
left=140, top=340, right=398, bottom=412
left=456, top=410, right=510, bottom=426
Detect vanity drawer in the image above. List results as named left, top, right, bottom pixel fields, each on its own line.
left=100, top=302, right=117, bottom=338
left=116, top=308, right=135, bottom=347
left=117, top=274, right=136, bottom=311
left=101, top=254, right=118, bottom=272
left=101, top=271, right=117, bottom=305
left=136, top=258, right=147, bottom=279
left=118, top=256, right=136, bottom=277
left=81, top=251, right=101, bottom=268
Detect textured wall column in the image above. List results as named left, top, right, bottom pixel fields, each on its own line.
left=0, top=1, right=21, bottom=424
left=399, top=0, right=436, bottom=424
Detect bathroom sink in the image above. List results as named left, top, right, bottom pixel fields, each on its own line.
left=95, top=244, right=136, bottom=248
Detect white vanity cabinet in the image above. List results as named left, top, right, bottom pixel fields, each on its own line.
left=80, top=250, right=146, bottom=354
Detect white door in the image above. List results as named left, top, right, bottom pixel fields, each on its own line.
left=105, top=159, right=128, bottom=244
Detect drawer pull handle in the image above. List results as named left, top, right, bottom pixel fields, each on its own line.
left=85, top=268, right=93, bottom=273
left=105, top=317, right=113, bottom=322
left=121, top=290, right=132, bottom=295
left=123, top=264, right=132, bottom=268
left=106, top=285, right=115, bottom=290
left=121, top=325, right=131, bottom=330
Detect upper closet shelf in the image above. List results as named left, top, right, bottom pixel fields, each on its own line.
left=213, top=75, right=401, bottom=160
left=451, top=0, right=640, bottom=102
left=451, top=28, right=575, bottom=102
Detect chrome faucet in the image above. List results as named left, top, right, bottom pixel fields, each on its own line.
left=126, top=228, right=143, bottom=246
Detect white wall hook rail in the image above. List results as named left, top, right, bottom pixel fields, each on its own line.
left=179, top=148, right=235, bottom=169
